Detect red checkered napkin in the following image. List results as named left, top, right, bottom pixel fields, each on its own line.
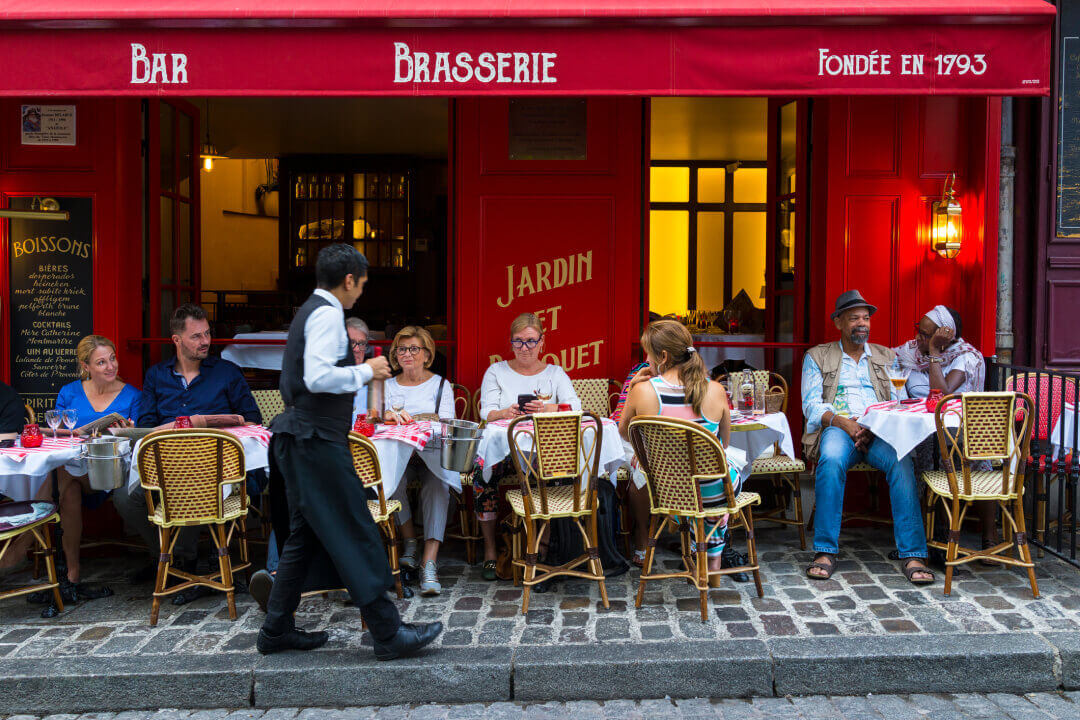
left=0, top=437, right=82, bottom=462
left=223, top=425, right=273, bottom=448
left=865, top=400, right=930, bottom=414
left=371, top=420, right=437, bottom=451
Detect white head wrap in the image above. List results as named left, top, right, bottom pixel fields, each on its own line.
left=924, top=305, right=955, bottom=332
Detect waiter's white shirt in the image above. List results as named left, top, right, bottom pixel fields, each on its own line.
left=303, top=288, right=374, bottom=394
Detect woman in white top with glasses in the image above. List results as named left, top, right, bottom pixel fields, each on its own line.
left=384, top=325, right=456, bottom=596
left=474, top=312, right=581, bottom=579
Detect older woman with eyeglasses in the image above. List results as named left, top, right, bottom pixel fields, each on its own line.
left=473, top=312, right=581, bottom=579
left=346, top=317, right=370, bottom=426
left=384, top=325, right=456, bottom=596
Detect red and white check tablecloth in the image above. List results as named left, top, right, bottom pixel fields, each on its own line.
left=859, top=400, right=960, bottom=460
left=223, top=424, right=272, bottom=448
left=865, top=400, right=934, bottom=415
left=0, top=436, right=83, bottom=462
left=371, top=420, right=439, bottom=452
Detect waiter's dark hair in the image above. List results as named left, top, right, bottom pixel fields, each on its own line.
left=316, top=243, right=368, bottom=289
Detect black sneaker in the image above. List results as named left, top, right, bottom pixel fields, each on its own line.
left=721, top=545, right=750, bottom=583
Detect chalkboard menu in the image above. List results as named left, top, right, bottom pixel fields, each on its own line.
left=1059, top=0, right=1080, bottom=237
left=8, top=197, right=94, bottom=416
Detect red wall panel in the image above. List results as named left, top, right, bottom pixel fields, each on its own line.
left=0, top=98, right=144, bottom=392
left=818, top=96, right=998, bottom=356
left=453, top=97, right=642, bottom=392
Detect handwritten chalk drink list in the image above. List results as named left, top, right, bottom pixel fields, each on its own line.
left=7, top=197, right=94, bottom=417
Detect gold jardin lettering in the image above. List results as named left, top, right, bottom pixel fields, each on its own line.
left=496, top=250, right=594, bottom=308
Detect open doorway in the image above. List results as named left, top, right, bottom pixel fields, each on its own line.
left=159, top=97, right=452, bottom=379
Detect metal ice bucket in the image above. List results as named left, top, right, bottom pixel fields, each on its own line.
left=438, top=420, right=482, bottom=472
left=81, top=436, right=131, bottom=491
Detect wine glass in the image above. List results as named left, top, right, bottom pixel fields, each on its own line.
left=534, top=380, right=553, bottom=409
left=887, top=366, right=911, bottom=409
left=62, top=409, right=78, bottom=441
left=390, top=395, right=406, bottom=423
left=44, top=409, right=61, bottom=439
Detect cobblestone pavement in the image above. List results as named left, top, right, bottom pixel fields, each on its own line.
left=5, top=694, right=1080, bottom=719
left=2, top=524, right=1080, bottom=659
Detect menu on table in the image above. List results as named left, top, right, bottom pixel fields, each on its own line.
left=7, top=197, right=94, bottom=418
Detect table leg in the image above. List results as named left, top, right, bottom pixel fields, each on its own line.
left=47, top=468, right=63, bottom=616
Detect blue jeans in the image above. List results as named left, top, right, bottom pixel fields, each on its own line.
left=813, top=426, right=927, bottom=559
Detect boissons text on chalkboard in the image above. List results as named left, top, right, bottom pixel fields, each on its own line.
left=8, top=196, right=94, bottom=416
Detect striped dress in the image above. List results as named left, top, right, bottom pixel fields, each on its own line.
left=649, top=376, right=737, bottom=557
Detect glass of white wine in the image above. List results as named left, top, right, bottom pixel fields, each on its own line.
left=62, top=409, right=78, bottom=442
left=45, top=409, right=61, bottom=439
left=534, top=379, right=553, bottom=409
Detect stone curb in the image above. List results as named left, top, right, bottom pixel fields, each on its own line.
left=253, top=647, right=511, bottom=708
left=512, top=640, right=773, bottom=701
left=0, top=654, right=251, bottom=714
left=2, top=632, right=1077, bottom=713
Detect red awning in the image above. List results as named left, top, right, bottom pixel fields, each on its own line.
left=0, top=0, right=1055, bottom=96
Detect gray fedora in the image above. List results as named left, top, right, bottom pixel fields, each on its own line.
left=831, top=289, right=877, bottom=320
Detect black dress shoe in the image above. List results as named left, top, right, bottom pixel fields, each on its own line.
left=256, top=627, right=329, bottom=655
left=373, top=621, right=443, bottom=661
left=721, top=545, right=750, bottom=583
left=249, top=569, right=274, bottom=613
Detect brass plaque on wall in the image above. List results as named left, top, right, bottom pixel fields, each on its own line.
left=509, top=98, right=587, bottom=160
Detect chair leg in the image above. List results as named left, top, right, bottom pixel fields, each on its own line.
left=214, top=525, right=237, bottom=621
left=1014, top=496, right=1039, bottom=598
left=944, top=501, right=960, bottom=597
left=521, top=518, right=538, bottom=615
left=1034, top=469, right=1046, bottom=558
left=511, top=515, right=523, bottom=587
left=788, top=474, right=806, bottom=551
left=695, top=518, right=708, bottom=622
left=587, top=513, right=609, bottom=610
left=635, top=516, right=659, bottom=609
left=38, top=524, right=64, bottom=613
left=151, top=527, right=171, bottom=627
left=743, top=508, right=764, bottom=598
left=384, top=518, right=403, bottom=599
left=458, top=499, right=475, bottom=565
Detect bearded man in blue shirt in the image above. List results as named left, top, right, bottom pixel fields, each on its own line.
left=114, top=304, right=261, bottom=596
left=800, top=290, right=933, bottom=586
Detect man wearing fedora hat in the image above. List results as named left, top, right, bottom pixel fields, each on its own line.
left=800, top=290, right=933, bottom=585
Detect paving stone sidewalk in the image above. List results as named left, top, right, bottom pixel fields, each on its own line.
left=6, top=693, right=1080, bottom=720
left=2, top=524, right=1079, bottom=659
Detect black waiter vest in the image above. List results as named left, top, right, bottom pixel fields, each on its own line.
left=271, top=293, right=354, bottom=442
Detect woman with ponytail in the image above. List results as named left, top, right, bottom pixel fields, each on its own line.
left=618, top=320, right=735, bottom=578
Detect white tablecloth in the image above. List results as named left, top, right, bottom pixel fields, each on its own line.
left=1051, top=404, right=1078, bottom=458
left=125, top=432, right=269, bottom=495
left=0, top=438, right=83, bottom=501
left=858, top=401, right=959, bottom=461
left=372, top=423, right=461, bottom=498
left=478, top=417, right=625, bottom=486
left=220, top=332, right=288, bottom=371
left=729, top=411, right=796, bottom=481
left=692, top=334, right=766, bottom=373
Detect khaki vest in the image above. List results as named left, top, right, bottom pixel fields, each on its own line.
left=802, top=341, right=896, bottom=460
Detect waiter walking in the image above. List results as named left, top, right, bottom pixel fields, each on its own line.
left=256, top=243, right=443, bottom=660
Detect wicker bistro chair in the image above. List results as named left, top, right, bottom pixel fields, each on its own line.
left=724, top=372, right=809, bottom=550
left=570, top=378, right=620, bottom=417
left=921, top=392, right=1037, bottom=597
left=506, top=411, right=609, bottom=614
left=23, top=403, right=35, bottom=426
left=252, top=389, right=286, bottom=426
left=0, top=502, right=64, bottom=614
left=1005, top=373, right=1078, bottom=551
left=346, top=431, right=405, bottom=598
left=628, top=415, right=763, bottom=622
left=136, top=429, right=252, bottom=626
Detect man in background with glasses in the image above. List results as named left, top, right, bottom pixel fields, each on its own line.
left=346, top=316, right=371, bottom=426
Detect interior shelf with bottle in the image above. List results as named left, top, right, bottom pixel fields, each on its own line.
left=280, top=157, right=412, bottom=291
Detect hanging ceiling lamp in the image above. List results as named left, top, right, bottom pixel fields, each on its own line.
left=199, top=99, right=226, bottom=172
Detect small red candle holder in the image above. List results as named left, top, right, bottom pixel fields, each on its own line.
left=21, top=423, right=43, bottom=448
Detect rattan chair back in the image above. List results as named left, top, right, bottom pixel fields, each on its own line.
left=934, top=392, right=1034, bottom=497
left=252, top=389, right=285, bottom=425
left=23, top=404, right=34, bottom=426
left=137, top=429, right=247, bottom=525
left=718, top=371, right=787, bottom=409
left=571, top=378, right=617, bottom=417
left=628, top=415, right=735, bottom=516
left=347, top=431, right=392, bottom=516
left=1005, top=373, right=1076, bottom=442
left=507, top=411, right=602, bottom=517
left=451, top=383, right=473, bottom=421
left=471, top=387, right=483, bottom=424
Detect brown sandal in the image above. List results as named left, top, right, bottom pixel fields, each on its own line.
left=902, top=558, right=935, bottom=585
left=805, top=553, right=837, bottom=580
